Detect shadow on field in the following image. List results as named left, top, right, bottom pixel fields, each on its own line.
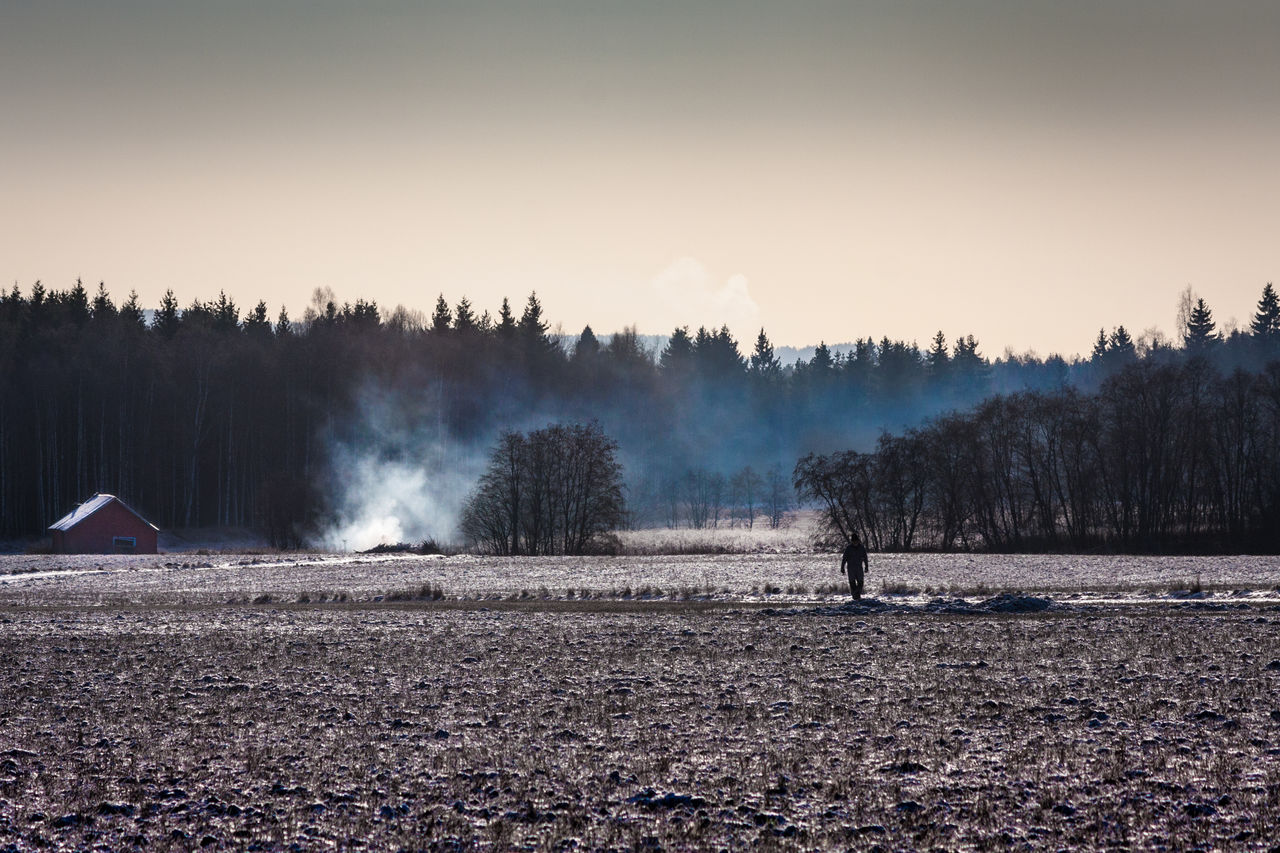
left=215, top=594, right=1058, bottom=616
left=797, top=593, right=1056, bottom=616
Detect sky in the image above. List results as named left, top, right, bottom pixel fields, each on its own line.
left=3, top=0, right=1278, bottom=357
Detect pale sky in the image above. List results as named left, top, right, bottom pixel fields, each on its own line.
left=3, top=1, right=1278, bottom=356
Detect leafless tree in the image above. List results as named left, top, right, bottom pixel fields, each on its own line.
left=462, top=423, right=624, bottom=555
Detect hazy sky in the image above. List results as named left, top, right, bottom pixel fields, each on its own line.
left=4, top=1, right=1278, bottom=356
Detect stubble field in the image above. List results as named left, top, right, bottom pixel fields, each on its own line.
left=1, top=553, right=1279, bottom=851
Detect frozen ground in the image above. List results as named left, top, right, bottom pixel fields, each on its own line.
left=2, top=604, right=1280, bottom=850
left=1, top=551, right=1277, bottom=608
left=3, top=552, right=1280, bottom=850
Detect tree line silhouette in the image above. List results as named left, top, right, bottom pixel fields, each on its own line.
left=797, top=357, right=1280, bottom=552
left=794, top=285, right=1280, bottom=552
left=1, top=278, right=1277, bottom=549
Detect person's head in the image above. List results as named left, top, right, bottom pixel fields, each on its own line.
left=849, top=535, right=861, bottom=546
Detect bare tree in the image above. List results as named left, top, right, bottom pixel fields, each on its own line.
left=682, top=468, right=713, bottom=529
left=764, top=466, right=791, bottom=530
left=730, top=466, right=763, bottom=529
left=461, top=423, right=624, bottom=555
left=1175, top=284, right=1197, bottom=344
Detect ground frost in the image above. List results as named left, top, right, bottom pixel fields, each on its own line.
left=0, top=604, right=1278, bottom=849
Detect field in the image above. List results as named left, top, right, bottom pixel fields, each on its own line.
left=2, top=552, right=1279, bottom=851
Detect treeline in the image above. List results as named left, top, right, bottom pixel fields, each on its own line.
left=631, top=466, right=792, bottom=531
left=0, top=282, right=338, bottom=541
left=2, top=277, right=1278, bottom=545
left=796, top=357, right=1280, bottom=553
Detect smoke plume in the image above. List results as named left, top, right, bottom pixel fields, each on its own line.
left=651, top=257, right=761, bottom=337
left=316, top=387, right=486, bottom=551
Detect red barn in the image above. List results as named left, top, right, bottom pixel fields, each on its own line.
left=48, top=493, right=159, bottom=554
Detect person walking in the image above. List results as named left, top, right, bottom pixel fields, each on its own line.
left=840, top=536, right=869, bottom=599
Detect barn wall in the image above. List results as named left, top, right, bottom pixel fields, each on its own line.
left=57, top=502, right=158, bottom=554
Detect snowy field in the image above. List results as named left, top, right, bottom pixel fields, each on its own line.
left=1, top=550, right=1278, bottom=608
left=3, top=588, right=1280, bottom=849
left=3, top=548, right=1280, bottom=849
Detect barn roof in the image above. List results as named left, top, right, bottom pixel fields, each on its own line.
left=48, top=493, right=160, bottom=532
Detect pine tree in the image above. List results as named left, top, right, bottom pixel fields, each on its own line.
left=926, top=330, right=950, bottom=376
left=950, top=335, right=987, bottom=395
left=213, top=291, right=240, bottom=332
left=844, top=338, right=877, bottom=394
left=659, top=326, right=694, bottom=375
left=748, top=328, right=781, bottom=379
left=120, top=290, right=145, bottom=328
left=517, top=292, right=559, bottom=369
left=699, top=326, right=745, bottom=378
left=320, top=297, right=338, bottom=326
left=91, top=281, right=116, bottom=319
left=1250, top=282, right=1279, bottom=339
left=65, top=278, right=90, bottom=325
left=0, top=283, right=28, bottom=330
left=453, top=297, right=477, bottom=335
left=245, top=300, right=272, bottom=337
left=1091, top=329, right=1108, bottom=361
left=692, top=326, right=713, bottom=356
left=605, top=326, right=649, bottom=372
left=182, top=296, right=214, bottom=329
left=496, top=298, right=516, bottom=340
left=953, top=334, right=982, bottom=368
left=810, top=342, right=834, bottom=375
left=1183, top=298, right=1218, bottom=351
left=154, top=289, right=180, bottom=338
left=275, top=306, right=293, bottom=337
left=347, top=299, right=379, bottom=328
left=573, top=325, right=600, bottom=362
left=1, top=284, right=22, bottom=321
left=430, top=294, right=453, bottom=334
left=1108, top=326, right=1135, bottom=358
left=518, top=292, right=548, bottom=338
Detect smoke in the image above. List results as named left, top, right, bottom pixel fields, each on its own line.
left=320, top=452, right=476, bottom=551
left=307, top=281, right=1003, bottom=548
left=315, top=386, right=487, bottom=551
left=651, top=257, right=760, bottom=336
left=314, top=381, right=596, bottom=551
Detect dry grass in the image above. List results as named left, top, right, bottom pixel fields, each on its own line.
left=617, top=518, right=811, bottom=555
left=880, top=580, right=923, bottom=595
left=6, top=551, right=1280, bottom=611
left=1, top=604, right=1278, bottom=850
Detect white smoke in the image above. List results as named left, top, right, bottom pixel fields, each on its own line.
left=650, top=257, right=761, bottom=334
left=317, top=387, right=485, bottom=552
left=322, top=456, right=462, bottom=551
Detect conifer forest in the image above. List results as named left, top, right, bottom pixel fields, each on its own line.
left=2, top=279, right=1278, bottom=552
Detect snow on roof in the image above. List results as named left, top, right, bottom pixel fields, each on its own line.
left=48, top=493, right=159, bottom=532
